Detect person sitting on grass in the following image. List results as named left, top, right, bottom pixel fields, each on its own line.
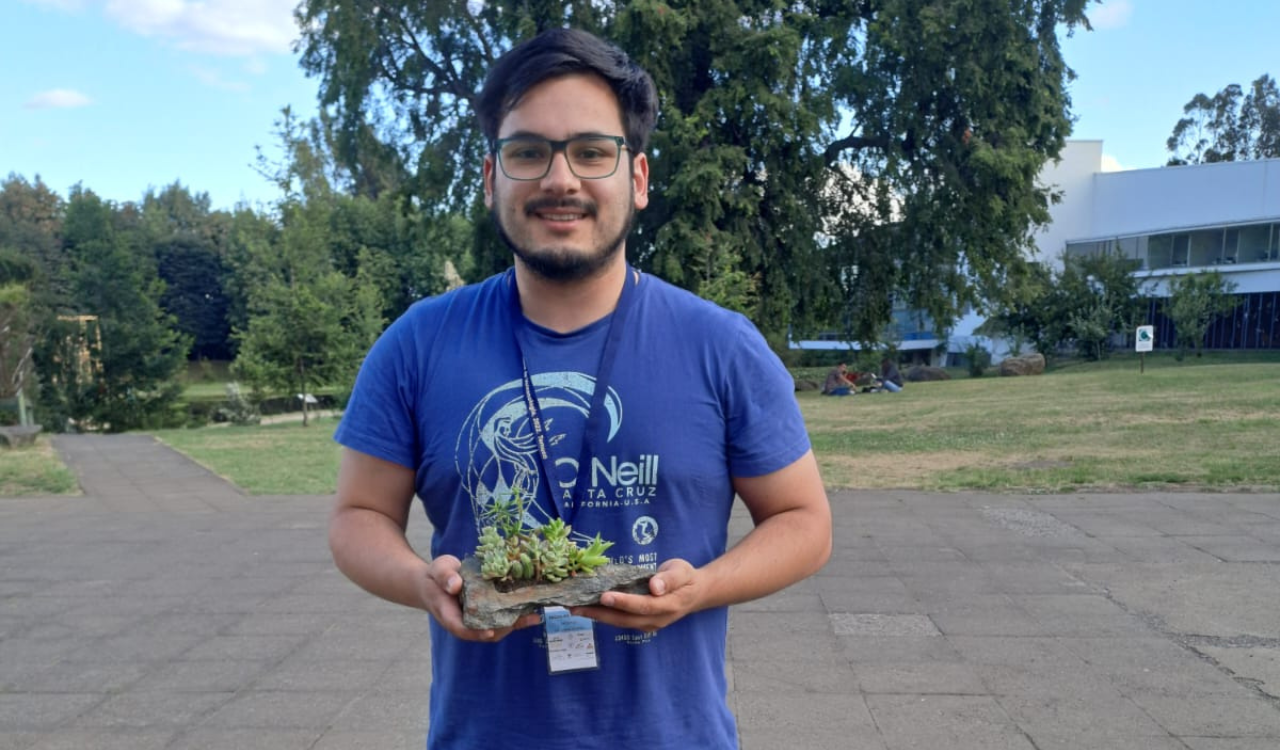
left=822, top=363, right=856, bottom=396
left=880, top=357, right=903, bottom=393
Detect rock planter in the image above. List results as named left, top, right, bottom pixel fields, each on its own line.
left=459, top=556, right=654, bottom=629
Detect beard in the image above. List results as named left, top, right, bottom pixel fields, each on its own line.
left=490, top=193, right=635, bottom=283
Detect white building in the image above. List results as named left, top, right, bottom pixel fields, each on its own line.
left=1031, top=141, right=1280, bottom=351
left=928, top=141, right=1280, bottom=360
left=793, top=141, right=1280, bottom=360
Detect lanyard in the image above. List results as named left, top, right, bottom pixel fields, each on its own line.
left=508, top=266, right=639, bottom=524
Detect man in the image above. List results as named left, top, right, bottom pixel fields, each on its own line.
left=822, top=362, right=855, bottom=396
left=880, top=357, right=904, bottom=392
left=330, top=27, right=831, bottom=749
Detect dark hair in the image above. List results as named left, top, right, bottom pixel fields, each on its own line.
left=476, top=28, right=658, bottom=155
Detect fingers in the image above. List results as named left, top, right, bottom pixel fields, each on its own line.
left=423, top=556, right=536, bottom=643
left=650, top=558, right=695, bottom=596
left=428, top=554, right=463, bottom=595
left=574, top=559, right=699, bottom=633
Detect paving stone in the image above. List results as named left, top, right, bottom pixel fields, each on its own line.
left=731, top=657, right=861, bottom=694
left=925, top=595, right=1044, bottom=636
left=855, top=662, right=989, bottom=695
left=0, top=694, right=101, bottom=730
left=329, top=689, right=428, bottom=732
left=310, top=731, right=427, bottom=750
left=739, top=725, right=888, bottom=750
left=830, top=613, right=940, bottom=637
left=25, top=730, right=175, bottom=749
left=1196, top=645, right=1280, bottom=699
left=198, top=691, right=356, bottom=729
left=1183, top=740, right=1280, bottom=750
left=165, top=729, right=322, bottom=750
left=70, top=691, right=230, bottom=729
left=1127, top=691, right=1280, bottom=738
left=734, top=691, right=874, bottom=731
left=253, top=657, right=393, bottom=692
left=129, top=659, right=270, bottom=693
left=4, top=436, right=1279, bottom=749
left=866, top=694, right=1037, bottom=750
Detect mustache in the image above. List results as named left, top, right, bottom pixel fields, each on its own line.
left=523, top=197, right=597, bottom=217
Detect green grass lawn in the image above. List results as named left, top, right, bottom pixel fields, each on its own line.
left=0, top=438, right=80, bottom=496
left=5, top=353, right=1278, bottom=497
left=151, top=418, right=345, bottom=496
left=803, top=353, right=1280, bottom=491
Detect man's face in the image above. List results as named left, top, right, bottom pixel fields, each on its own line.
left=484, top=73, right=649, bottom=282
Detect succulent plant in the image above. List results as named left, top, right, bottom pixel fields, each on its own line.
left=474, top=489, right=615, bottom=585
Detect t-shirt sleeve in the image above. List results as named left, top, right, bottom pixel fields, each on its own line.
left=722, top=316, right=811, bottom=478
left=333, top=315, right=420, bottom=470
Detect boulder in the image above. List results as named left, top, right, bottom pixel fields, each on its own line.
left=0, top=424, right=42, bottom=449
left=459, top=556, right=654, bottom=629
left=905, top=365, right=951, bottom=382
left=998, top=353, right=1046, bottom=377
left=795, top=378, right=820, bottom=392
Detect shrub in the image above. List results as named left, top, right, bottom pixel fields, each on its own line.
left=965, top=342, right=992, bottom=378
left=215, top=382, right=261, bottom=426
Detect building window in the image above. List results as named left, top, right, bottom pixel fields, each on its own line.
left=1171, top=234, right=1190, bottom=266
left=1189, top=229, right=1225, bottom=266
left=1147, top=234, right=1175, bottom=269
left=1116, top=236, right=1144, bottom=270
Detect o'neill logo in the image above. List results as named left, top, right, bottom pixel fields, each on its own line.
left=591, top=454, right=659, bottom=486
left=632, top=516, right=658, bottom=545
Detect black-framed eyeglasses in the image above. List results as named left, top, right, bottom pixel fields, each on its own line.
left=493, top=135, right=629, bottom=181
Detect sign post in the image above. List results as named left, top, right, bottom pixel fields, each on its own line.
left=1135, top=325, right=1154, bottom=373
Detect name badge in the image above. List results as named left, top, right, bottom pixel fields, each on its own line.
left=543, top=606, right=600, bottom=674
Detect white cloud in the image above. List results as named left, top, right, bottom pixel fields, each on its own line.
left=1100, top=154, right=1125, bottom=172
left=26, top=0, right=299, bottom=56
left=189, top=65, right=251, bottom=92
left=104, top=0, right=300, bottom=55
left=242, top=57, right=269, bottom=76
left=19, top=0, right=90, bottom=11
left=1089, top=0, right=1133, bottom=31
left=24, top=89, right=93, bottom=109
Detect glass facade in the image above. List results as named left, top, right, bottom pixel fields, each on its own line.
left=1065, top=221, right=1280, bottom=271
left=1143, top=292, right=1280, bottom=350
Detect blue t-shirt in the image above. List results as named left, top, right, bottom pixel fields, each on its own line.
left=335, top=268, right=810, bottom=750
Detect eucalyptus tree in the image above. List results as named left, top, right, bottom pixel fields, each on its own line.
left=1167, top=74, right=1280, bottom=165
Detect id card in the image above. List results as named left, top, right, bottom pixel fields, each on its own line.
left=543, top=606, right=599, bottom=673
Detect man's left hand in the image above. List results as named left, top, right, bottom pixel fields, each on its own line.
left=570, top=559, right=700, bottom=633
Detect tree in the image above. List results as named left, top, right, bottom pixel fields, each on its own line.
left=985, top=249, right=1143, bottom=361
left=37, top=187, right=190, bottom=432
left=141, top=183, right=236, bottom=361
left=235, top=114, right=368, bottom=426
left=1167, top=74, right=1280, bottom=165
left=232, top=200, right=359, bottom=426
left=294, top=0, right=1092, bottom=347
left=0, top=174, right=67, bottom=313
left=0, top=283, right=34, bottom=403
left=1164, top=271, right=1239, bottom=360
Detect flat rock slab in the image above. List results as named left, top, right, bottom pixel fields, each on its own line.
left=459, top=557, right=653, bottom=629
left=0, top=425, right=42, bottom=448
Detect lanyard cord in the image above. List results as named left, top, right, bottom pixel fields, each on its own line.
left=509, top=267, right=639, bottom=525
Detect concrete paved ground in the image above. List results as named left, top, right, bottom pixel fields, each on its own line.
left=1, top=434, right=1279, bottom=749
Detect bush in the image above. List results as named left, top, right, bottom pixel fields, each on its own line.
left=965, top=342, right=992, bottom=378
left=215, top=382, right=261, bottom=426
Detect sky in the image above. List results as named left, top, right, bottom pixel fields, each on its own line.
left=3, top=0, right=1279, bottom=211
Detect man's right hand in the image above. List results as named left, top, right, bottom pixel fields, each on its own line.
left=422, top=554, right=541, bottom=641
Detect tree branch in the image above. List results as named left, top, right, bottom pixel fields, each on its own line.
left=824, top=133, right=891, bottom=165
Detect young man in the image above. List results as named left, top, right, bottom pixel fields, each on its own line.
left=330, top=28, right=831, bottom=750
left=822, top=362, right=856, bottom=395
